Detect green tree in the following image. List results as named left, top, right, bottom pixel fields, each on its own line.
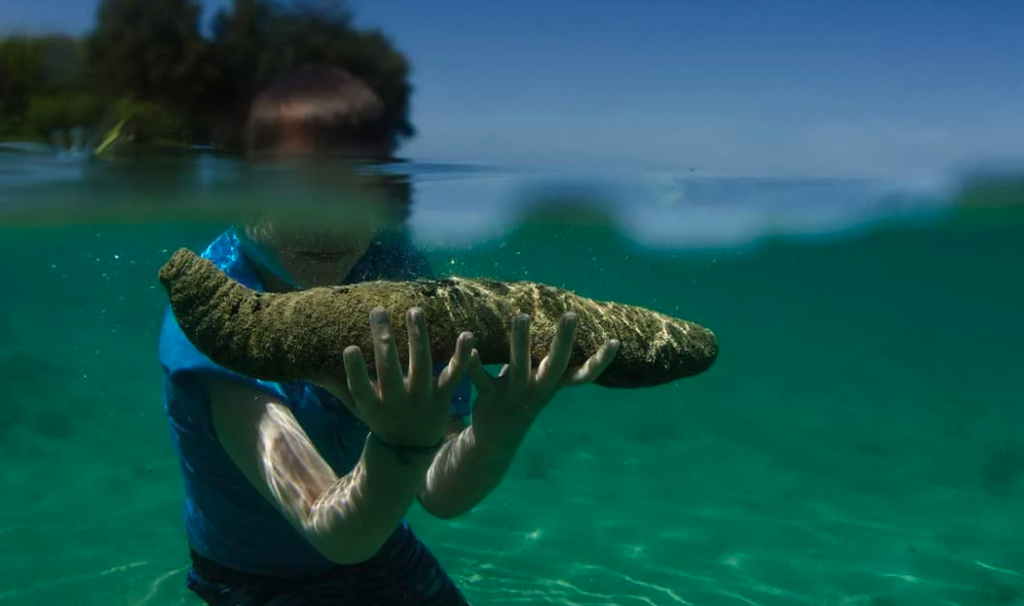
left=206, top=0, right=415, bottom=149
left=261, top=3, right=415, bottom=145
left=4, top=0, right=416, bottom=151
left=0, top=36, right=48, bottom=131
left=26, top=93, right=104, bottom=144
left=200, top=0, right=277, bottom=145
left=36, top=34, right=89, bottom=90
left=1, top=33, right=96, bottom=141
left=85, top=0, right=214, bottom=122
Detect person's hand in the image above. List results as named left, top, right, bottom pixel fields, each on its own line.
left=323, top=306, right=475, bottom=447
left=467, top=312, right=620, bottom=451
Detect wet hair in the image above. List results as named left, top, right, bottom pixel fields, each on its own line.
left=243, top=64, right=414, bottom=226
left=244, top=65, right=393, bottom=156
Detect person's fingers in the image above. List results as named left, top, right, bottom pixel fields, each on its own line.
left=509, top=313, right=532, bottom=386
left=326, top=377, right=362, bottom=419
left=405, top=308, right=433, bottom=398
left=466, top=349, right=496, bottom=395
left=370, top=307, right=405, bottom=398
left=561, top=339, right=621, bottom=387
left=537, top=312, right=578, bottom=387
left=343, top=345, right=378, bottom=404
left=437, top=331, right=475, bottom=401
left=329, top=380, right=355, bottom=409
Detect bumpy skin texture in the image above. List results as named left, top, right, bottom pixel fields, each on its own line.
left=158, top=248, right=718, bottom=388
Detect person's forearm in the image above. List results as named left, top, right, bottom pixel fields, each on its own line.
left=305, top=435, right=433, bottom=563
left=417, top=425, right=525, bottom=519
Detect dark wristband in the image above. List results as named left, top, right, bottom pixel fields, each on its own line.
left=369, top=433, right=445, bottom=466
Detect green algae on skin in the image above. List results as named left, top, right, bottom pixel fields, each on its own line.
left=158, top=248, right=718, bottom=388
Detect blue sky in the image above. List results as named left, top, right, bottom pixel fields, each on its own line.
left=4, top=0, right=1024, bottom=178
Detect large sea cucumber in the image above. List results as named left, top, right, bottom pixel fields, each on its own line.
left=158, top=248, right=718, bottom=388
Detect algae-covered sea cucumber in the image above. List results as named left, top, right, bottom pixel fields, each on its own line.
left=157, top=248, right=718, bottom=388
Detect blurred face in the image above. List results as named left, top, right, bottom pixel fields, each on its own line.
left=244, top=132, right=400, bottom=290
left=245, top=219, right=376, bottom=290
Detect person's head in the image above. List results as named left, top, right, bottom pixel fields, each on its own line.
left=239, top=64, right=413, bottom=290
left=244, top=64, right=394, bottom=159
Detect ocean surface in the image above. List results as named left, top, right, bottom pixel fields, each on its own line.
left=1, top=145, right=1023, bottom=606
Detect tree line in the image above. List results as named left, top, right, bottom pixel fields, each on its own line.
left=0, top=0, right=414, bottom=151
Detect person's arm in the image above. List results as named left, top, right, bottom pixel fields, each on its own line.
left=203, top=375, right=432, bottom=564
left=417, top=313, right=619, bottom=520
left=417, top=416, right=524, bottom=519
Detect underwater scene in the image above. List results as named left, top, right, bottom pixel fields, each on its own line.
left=2, top=145, right=1024, bottom=605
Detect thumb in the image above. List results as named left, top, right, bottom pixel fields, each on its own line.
left=466, top=349, right=495, bottom=395
left=315, top=377, right=355, bottom=409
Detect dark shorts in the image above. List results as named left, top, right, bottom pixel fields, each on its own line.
left=186, top=524, right=471, bottom=606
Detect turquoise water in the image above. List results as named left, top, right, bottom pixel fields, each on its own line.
left=1, top=147, right=1023, bottom=605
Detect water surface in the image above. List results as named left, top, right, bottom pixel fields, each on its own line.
left=1, top=150, right=1022, bottom=606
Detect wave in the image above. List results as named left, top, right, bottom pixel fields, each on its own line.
left=0, top=151, right=1005, bottom=250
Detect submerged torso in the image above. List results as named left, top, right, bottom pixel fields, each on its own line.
left=158, top=226, right=468, bottom=575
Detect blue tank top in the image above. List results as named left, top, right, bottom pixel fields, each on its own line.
left=158, top=226, right=471, bottom=575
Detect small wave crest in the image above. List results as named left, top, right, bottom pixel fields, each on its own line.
left=2, top=149, right=1019, bottom=251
